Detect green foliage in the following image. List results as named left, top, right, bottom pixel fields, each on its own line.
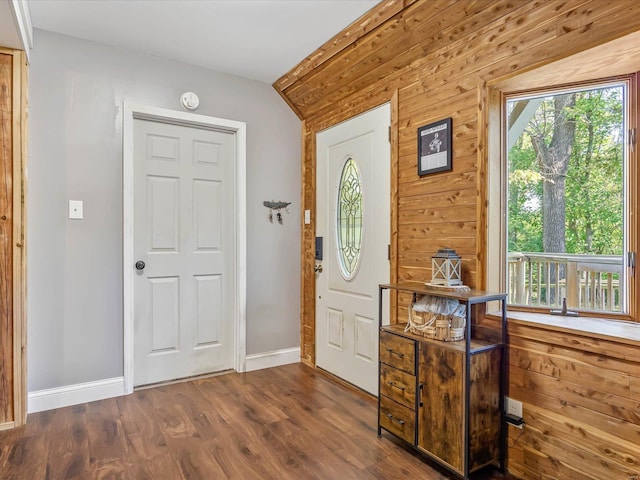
left=508, top=146, right=543, bottom=252
left=507, top=86, right=624, bottom=255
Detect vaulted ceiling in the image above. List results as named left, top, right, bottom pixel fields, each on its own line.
left=25, top=0, right=380, bottom=84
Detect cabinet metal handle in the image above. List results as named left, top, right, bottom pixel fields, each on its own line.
left=386, top=348, right=404, bottom=358
left=387, top=381, right=406, bottom=391
left=386, top=413, right=405, bottom=426
left=419, top=383, right=424, bottom=407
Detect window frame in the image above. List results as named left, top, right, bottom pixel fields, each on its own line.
left=485, top=74, right=638, bottom=322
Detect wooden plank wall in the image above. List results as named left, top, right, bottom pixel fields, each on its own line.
left=0, top=47, right=27, bottom=429
left=0, top=51, right=15, bottom=427
left=277, top=0, right=640, bottom=362
left=275, top=0, right=640, bottom=477
left=508, top=321, right=640, bottom=479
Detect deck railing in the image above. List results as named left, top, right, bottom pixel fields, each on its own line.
left=508, top=252, right=624, bottom=312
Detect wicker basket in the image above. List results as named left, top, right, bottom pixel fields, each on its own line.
left=405, top=295, right=466, bottom=342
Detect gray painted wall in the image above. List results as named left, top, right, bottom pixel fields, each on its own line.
left=27, top=29, right=301, bottom=391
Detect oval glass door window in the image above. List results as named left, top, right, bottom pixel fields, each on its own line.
left=336, top=156, right=363, bottom=280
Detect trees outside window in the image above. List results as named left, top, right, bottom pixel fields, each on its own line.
left=506, top=84, right=626, bottom=312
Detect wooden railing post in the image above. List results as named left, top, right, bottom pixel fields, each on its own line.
left=515, top=258, right=526, bottom=304
left=566, top=262, right=579, bottom=308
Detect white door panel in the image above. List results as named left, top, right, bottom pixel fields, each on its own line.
left=316, top=103, right=390, bottom=395
left=354, top=314, right=375, bottom=361
left=133, top=118, right=235, bottom=386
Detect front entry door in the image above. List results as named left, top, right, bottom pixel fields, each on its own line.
left=315, top=104, right=390, bottom=394
left=133, top=118, right=236, bottom=386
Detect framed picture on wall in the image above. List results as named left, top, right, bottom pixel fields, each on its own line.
left=417, top=117, right=452, bottom=176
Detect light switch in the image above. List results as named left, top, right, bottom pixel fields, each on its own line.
left=304, top=209, right=311, bottom=224
left=69, top=200, right=83, bottom=220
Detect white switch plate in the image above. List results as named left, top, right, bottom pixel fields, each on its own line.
left=69, top=200, right=83, bottom=219
left=304, top=209, right=311, bottom=224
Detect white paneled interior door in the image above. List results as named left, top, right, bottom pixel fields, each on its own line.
left=315, top=103, right=390, bottom=394
left=133, top=118, right=235, bottom=386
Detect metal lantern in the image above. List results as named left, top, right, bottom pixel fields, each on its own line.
left=431, top=248, right=462, bottom=286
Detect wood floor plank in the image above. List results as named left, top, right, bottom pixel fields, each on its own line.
left=115, top=393, right=184, bottom=480
left=165, top=436, right=228, bottom=480
left=0, top=434, right=48, bottom=479
left=204, top=433, right=278, bottom=480
left=43, top=403, right=90, bottom=480
left=0, top=363, right=513, bottom=479
left=85, top=398, right=133, bottom=479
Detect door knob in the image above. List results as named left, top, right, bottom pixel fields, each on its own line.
left=135, top=261, right=146, bottom=270
left=315, top=264, right=323, bottom=273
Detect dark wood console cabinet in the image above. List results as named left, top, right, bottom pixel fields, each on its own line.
left=377, top=284, right=507, bottom=479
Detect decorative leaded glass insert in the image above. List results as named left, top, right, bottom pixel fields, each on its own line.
left=336, top=156, right=363, bottom=279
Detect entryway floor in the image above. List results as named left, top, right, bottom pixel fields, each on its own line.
left=0, top=363, right=516, bottom=479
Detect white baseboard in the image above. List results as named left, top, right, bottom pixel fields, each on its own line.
left=245, top=347, right=300, bottom=372
left=28, top=377, right=125, bottom=413
left=27, top=349, right=300, bottom=413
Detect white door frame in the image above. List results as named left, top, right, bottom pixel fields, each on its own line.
left=122, top=103, right=247, bottom=394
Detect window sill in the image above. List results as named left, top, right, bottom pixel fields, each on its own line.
left=498, top=310, right=640, bottom=346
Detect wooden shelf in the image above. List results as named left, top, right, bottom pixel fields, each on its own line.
left=379, top=283, right=507, bottom=304
left=381, top=323, right=497, bottom=353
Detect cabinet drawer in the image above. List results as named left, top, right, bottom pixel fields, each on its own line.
left=380, top=363, right=415, bottom=409
left=379, top=395, right=416, bottom=444
left=380, top=331, right=415, bottom=374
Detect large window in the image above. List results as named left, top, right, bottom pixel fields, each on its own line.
left=504, top=80, right=632, bottom=315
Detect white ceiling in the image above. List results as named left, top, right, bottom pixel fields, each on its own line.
left=27, top=0, right=380, bottom=84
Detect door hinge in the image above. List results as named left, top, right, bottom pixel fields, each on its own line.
left=388, top=244, right=391, bottom=261
left=628, top=251, right=636, bottom=272
left=388, top=126, right=391, bottom=143
left=629, top=128, right=636, bottom=152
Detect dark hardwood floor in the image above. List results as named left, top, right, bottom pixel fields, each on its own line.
left=0, top=363, right=514, bottom=479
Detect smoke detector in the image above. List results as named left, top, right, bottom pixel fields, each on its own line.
left=180, top=92, right=200, bottom=110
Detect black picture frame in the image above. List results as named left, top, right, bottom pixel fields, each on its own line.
left=417, top=117, right=452, bottom=176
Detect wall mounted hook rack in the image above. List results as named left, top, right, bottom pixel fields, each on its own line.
left=263, top=201, right=291, bottom=224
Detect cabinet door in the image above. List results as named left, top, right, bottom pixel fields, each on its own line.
left=469, top=348, right=502, bottom=471
left=417, top=343, right=463, bottom=473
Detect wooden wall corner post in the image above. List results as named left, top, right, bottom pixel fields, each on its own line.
left=299, top=120, right=317, bottom=368
left=299, top=120, right=310, bottom=367
left=0, top=48, right=14, bottom=430
left=14, top=49, right=27, bottom=427
left=0, top=47, right=27, bottom=430
left=299, top=120, right=306, bottom=365
left=390, top=89, right=399, bottom=323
